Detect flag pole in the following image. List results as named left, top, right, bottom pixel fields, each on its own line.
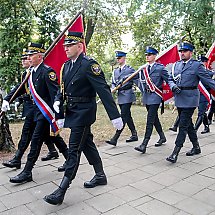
left=0, top=7, right=86, bottom=118
left=97, top=35, right=186, bottom=104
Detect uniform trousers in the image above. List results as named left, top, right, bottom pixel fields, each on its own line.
left=17, top=112, right=35, bottom=154
left=64, top=126, right=102, bottom=180
left=119, top=103, right=135, bottom=131
left=175, top=107, right=198, bottom=147
left=208, top=99, right=215, bottom=121
left=18, top=112, right=66, bottom=157
left=25, top=118, right=68, bottom=170
left=144, top=104, right=163, bottom=139
left=198, top=101, right=208, bottom=117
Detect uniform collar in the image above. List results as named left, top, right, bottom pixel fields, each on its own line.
left=119, top=64, right=126, bottom=70
left=33, top=62, right=43, bottom=72
left=147, top=62, right=155, bottom=67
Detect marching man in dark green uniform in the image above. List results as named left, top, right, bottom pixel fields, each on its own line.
left=44, top=31, right=123, bottom=205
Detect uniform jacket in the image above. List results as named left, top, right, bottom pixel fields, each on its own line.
left=112, top=65, right=136, bottom=104
left=168, top=59, right=215, bottom=108
left=5, top=70, right=34, bottom=117
left=55, top=53, right=120, bottom=127
left=5, top=63, right=62, bottom=120
left=138, top=62, right=169, bottom=105
left=199, top=69, right=214, bottom=103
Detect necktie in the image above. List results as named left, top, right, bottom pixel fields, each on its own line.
left=148, top=65, right=151, bottom=73
left=64, top=61, right=73, bottom=78
left=182, top=62, right=186, bottom=70
left=119, top=67, right=121, bottom=73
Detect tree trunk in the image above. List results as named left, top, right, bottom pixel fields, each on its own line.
left=0, top=94, right=15, bottom=152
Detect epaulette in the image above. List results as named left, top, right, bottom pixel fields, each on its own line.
left=155, top=62, right=163, bottom=66
left=44, top=64, right=51, bottom=69
left=83, top=55, right=92, bottom=61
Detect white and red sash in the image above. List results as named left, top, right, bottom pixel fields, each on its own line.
left=198, top=81, right=211, bottom=109
left=28, top=72, right=59, bottom=135
left=142, top=66, right=163, bottom=99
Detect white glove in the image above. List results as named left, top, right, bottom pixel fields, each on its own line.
left=1, top=100, right=10, bottom=112
left=14, top=102, right=20, bottom=112
left=53, top=101, right=60, bottom=113
left=111, top=117, right=123, bottom=130
left=57, top=119, right=65, bottom=129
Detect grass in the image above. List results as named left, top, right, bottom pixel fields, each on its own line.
left=92, top=103, right=177, bottom=145
left=8, top=104, right=177, bottom=148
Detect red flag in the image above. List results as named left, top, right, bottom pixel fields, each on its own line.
left=156, top=42, right=180, bottom=102
left=44, top=14, right=85, bottom=81
left=206, top=42, right=215, bottom=98
left=206, top=41, right=215, bottom=70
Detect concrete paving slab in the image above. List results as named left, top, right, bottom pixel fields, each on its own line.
left=0, top=205, right=34, bottom=215
left=1, top=125, right=215, bottom=214
left=102, top=204, right=144, bottom=215
left=56, top=202, right=100, bottom=215
left=85, top=193, right=125, bottom=213
left=0, top=190, right=37, bottom=209
left=175, top=197, right=214, bottom=215
left=136, top=199, right=179, bottom=215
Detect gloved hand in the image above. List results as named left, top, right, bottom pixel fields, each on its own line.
left=1, top=100, right=10, bottom=112
left=172, top=85, right=181, bottom=94
left=53, top=101, right=60, bottom=113
left=14, top=102, right=20, bottom=112
left=111, top=117, right=123, bottom=130
left=57, top=118, right=65, bottom=129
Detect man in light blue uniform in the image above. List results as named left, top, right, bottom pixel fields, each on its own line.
left=194, top=55, right=214, bottom=134
left=134, top=46, right=169, bottom=153
left=167, top=42, right=215, bottom=163
left=106, top=51, right=138, bottom=146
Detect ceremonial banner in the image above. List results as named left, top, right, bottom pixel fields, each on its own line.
left=206, top=41, right=215, bottom=98
left=156, top=42, right=180, bottom=102
left=44, top=14, right=85, bottom=81
left=206, top=41, right=215, bottom=70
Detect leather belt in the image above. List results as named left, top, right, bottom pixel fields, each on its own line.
left=180, top=86, right=197, bottom=90
left=66, top=96, right=95, bottom=103
left=118, top=87, right=132, bottom=91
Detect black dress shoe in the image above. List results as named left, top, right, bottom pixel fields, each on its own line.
left=169, top=127, right=177, bottom=132
left=58, top=161, right=66, bottom=172
left=44, top=176, right=70, bottom=205
left=186, top=147, right=201, bottom=156
left=155, top=137, right=166, bottom=147
left=105, top=140, right=117, bottom=146
left=84, top=173, right=107, bottom=188
left=10, top=171, right=32, bottom=183
left=134, top=144, right=147, bottom=153
left=126, top=136, right=138, bottom=142
left=44, top=187, right=65, bottom=205
left=201, top=127, right=210, bottom=134
left=166, top=146, right=181, bottom=163
left=2, top=159, right=21, bottom=169
left=41, top=151, right=59, bottom=161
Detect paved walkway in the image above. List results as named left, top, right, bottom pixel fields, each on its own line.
left=1, top=124, right=215, bottom=215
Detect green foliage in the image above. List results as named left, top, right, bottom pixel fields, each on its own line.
left=29, top=0, right=61, bottom=46
left=0, top=0, right=214, bottom=91
left=0, top=0, right=32, bottom=91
